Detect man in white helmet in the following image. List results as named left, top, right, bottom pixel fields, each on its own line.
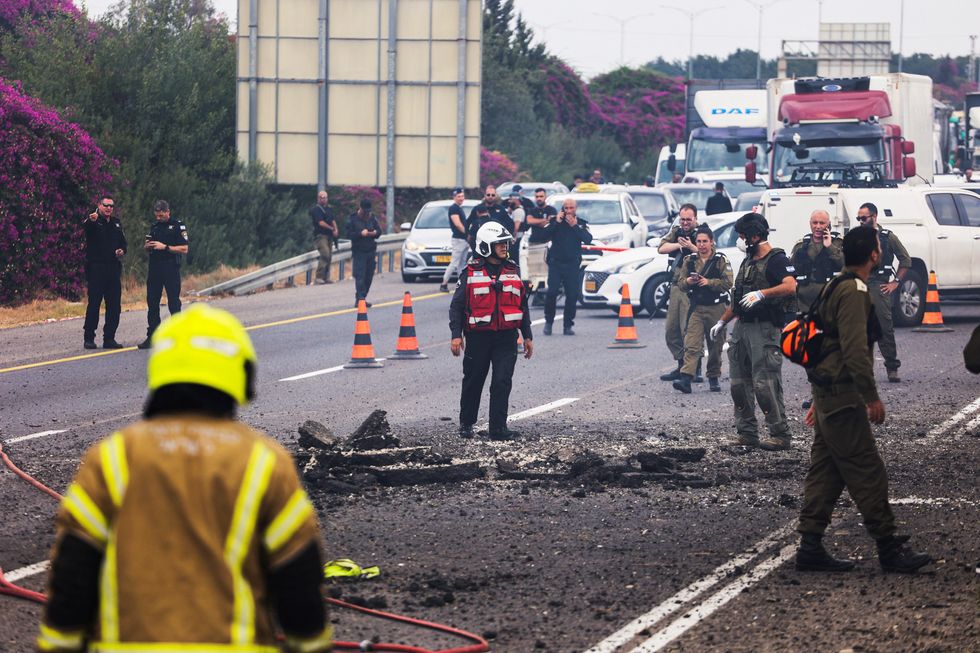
left=449, top=222, right=534, bottom=440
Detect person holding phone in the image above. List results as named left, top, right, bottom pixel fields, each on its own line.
left=137, top=200, right=189, bottom=350
left=539, top=198, right=592, bottom=336
left=673, top=225, right=733, bottom=393
left=346, top=198, right=383, bottom=307
left=657, top=204, right=700, bottom=381
left=791, top=210, right=844, bottom=312
left=82, top=195, right=128, bottom=349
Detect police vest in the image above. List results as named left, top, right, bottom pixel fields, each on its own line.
left=732, top=247, right=797, bottom=326
left=465, top=262, right=525, bottom=331
left=666, top=227, right=698, bottom=281
left=792, top=233, right=842, bottom=285
left=871, top=228, right=897, bottom=282
left=683, top=252, right=729, bottom=306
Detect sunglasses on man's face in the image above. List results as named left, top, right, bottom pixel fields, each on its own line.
left=485, top=193, right=496, bottom=198
left=102, top=203, right=114, bottom=208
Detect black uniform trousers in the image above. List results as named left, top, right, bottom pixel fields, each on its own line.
left=459, top=329, right=519, bottom=432
left=352, top=251, right=376, bottom=301
left=146, top=263, right=182, bottom=336
left=544, top=262, right=581, bottom=328
left=83, top=262, right=122, bottom=342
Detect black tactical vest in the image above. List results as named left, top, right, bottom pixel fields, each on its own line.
left=666, top=226, right=698, bottom=281
left=732, top=247, right=797, bottom=326
left=684, top=252, right=729, bottom=306
left=792, top=233, right=842, bottom=285
left=870, top=228, right=896, bottom=282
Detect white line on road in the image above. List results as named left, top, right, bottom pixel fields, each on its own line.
left=584, top=525, right=793, bottom=653
left=508, top=397, right=578, bottom=422
left=531, top=318, right=546, bottom=326
left=4, top=560, right=49, bottom=582
left=924, top=395, right=980, bottom=439
left=279, top=365, right=346, bottom=382
left=630, top=544, right=798, bottom=653
left=4, top=429, right=68, bottom=444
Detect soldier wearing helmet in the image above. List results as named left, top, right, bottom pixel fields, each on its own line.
left=39, top=305, right=332, bottom=653
left=710, top=212, right=798, bottom=451
left=449, top=222, right=534, bottom=440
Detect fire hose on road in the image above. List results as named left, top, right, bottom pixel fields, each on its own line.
left=0, top=442, right=489, bottom=653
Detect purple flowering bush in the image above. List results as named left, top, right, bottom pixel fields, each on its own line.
left=0, top=0, right=77, bottom=32
left=0, top=78, right=113, bottom=305
left=480, top=148, right=523, bottom=188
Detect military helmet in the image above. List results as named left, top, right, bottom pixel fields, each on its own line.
left=475, top=222, right=513, bottom=258
left=734, top=212, right=770, bottom=239
left=147, top=304, right=257, bottom=405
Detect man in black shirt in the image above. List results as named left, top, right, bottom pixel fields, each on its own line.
left=540, top=198, right=593, bottom=335
left=310, top=190, right=339, bottom=284
left=440, top=188, right=470, bottom=292
left=137, top=200, right=189, bottom=349
left=346, top=199, right=383, bottom=306
left=466, top=185, right=513, bottom=254
left=82, top=195, right=127, bottom=349
left=525, top=188, right=558, bottom=243
left=706, top=182, right=733, bottom=215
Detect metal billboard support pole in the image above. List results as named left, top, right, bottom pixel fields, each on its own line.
left=248, top=0, right=258, bottom=162
left=385, top=0, right=398, bottom=233
left=455, top=0, right=467, bottom=189
left=318, top=0, right=328, bottom=191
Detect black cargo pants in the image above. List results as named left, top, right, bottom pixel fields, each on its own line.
left=146, top=263, right=182, bottom=336
left=459, top=329, right=519, bottom=432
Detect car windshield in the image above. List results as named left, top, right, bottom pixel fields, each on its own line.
left=414, top=205, right=457, bottom=229
left=667, top=187, right=714, bottom=212
left=630, top=193, right=669, bottom=219
left=550, top=199, right=624, bottom=224
left=772, top=139, right=886, bottom=183
left=687, top=138, right=769, bottom=173
left=499, top=184, right=560, bottom=200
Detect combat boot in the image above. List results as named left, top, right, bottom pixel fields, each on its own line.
left=759, top=437, right=791, bottom=451
left=660, top=361, right=682, bottom=381
left=489, top=427, right=521, bottom=441
left=672, top=373, right=693, bottom=394
left=795, top=532, right=855, bottom=572
left=708, top=377, right=721, bottom=392
left=693, top=360, right=704, bottom=383
left=877, top=535, right=931, bottom=573
left=458, top=424, right=474, bottom=439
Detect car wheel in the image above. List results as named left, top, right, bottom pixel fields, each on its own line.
left=641, top=273, right=671, bottom=318
left=893, top=269, right=925, bottom=327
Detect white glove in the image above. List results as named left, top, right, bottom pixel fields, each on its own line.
left=739, top=290, right=765, bottom=309
left=709, top=320, right=726, bottom=341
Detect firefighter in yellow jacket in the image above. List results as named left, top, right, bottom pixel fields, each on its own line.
left=38, top=304, right=332, bottom=653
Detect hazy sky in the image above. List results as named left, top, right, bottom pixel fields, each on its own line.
left=79, top=0, right=980, bottom=79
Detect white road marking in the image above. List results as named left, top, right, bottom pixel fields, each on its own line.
left=4, top=429, right=68, bottom=444
left=924, top=395, right=980, bottom=439
left=584, top=525, right=793, bottom=653
left=962, top=412, right=980, bottom=435
left=508, top=397, right=579, bottom=422
left=531, top=318, right=546, bottom=326
left=279, top=365, right=345, bottom=382
left=631, top=544, right=798, bottom=653
left=4, top=560, right=49, bottom=582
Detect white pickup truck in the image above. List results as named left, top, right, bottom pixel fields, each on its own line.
left=759, top=185, right=980, bottom=326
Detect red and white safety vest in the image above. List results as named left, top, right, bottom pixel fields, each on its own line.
left=465, top=262, right=525, bottom=331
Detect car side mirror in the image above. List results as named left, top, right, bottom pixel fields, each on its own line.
left=902, top=140, right=915, bottom=155
left=903, top=157, right=916, bottom=179
left=667, top=154, right=677, bottom=172
left=400, top=222, right=412, bottom=231
left=745, top=161, right=757, bottom=184
left=745, top=144, right=758, bottom=160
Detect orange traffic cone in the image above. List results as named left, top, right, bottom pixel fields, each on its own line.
left=609, top=283, right=646, bottom=349
left=912, top=270, right=953, bottom=333
left=344, top=300, right=384, bottom=368
left=391, top=292, right=428, bottom=359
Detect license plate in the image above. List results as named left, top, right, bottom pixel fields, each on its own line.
left=585, top=280, right=597, bottom=293
left=433, top=255, right=451, bottom=263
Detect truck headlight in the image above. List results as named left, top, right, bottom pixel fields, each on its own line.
left=404, top=239, right=426, bottom=252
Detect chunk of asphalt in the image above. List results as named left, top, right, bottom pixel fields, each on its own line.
left=346, top=409, right=400, bottom=450
left=298, top=420, right=337, bottom=450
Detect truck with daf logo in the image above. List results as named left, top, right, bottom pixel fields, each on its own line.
left=681, top=80, right=770, bottom=187
left=748, top=74, right=934, bottom=189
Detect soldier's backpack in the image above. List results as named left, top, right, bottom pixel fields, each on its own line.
left=780, top=273, right=853, bottom=368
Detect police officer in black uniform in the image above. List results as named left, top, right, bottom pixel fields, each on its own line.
left=540, top=197, right=593, bottom=336
left=450, top=223, right=533, bottom=440
left=137, top=200, right=188, bottom=349
left=465, top=185, right=512, bottom=254
left=83, top=195, right=127, bottom=349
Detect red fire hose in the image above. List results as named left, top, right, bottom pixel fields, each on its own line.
left=0, top=442, right=489, bottom=653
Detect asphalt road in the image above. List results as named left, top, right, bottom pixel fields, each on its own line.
left=1, top=272, right=978, bottom=652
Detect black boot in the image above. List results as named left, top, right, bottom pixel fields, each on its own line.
left=458, top=424, right=474, bottom=439
left=708, top=377, right=721, bottom=392
left=795, top=532, right=855, bottom=572
left=877, top=535, right=932, bottom=573
left=660, top=361, right=683, bottom=381
left=693, top=360, right=704, bottom=383
left=672, top=373, right=693, bottom=394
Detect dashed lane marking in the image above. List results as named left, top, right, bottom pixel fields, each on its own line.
left=923, top=395, right=980, bottom=440
left=4, top=429, right=68, bottom=444
left=0, top=293, right=445, bottom=375
left=279, top=365, right=347, bottom=382
left=4, top=560, right=49, bottom=583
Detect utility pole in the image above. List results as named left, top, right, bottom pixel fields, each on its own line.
left=660, top=5, right=723, bottom=80
left=897, top=0, right=905, bottom=73
left=742, top=0, right=789, bottom=81
left=591, top=12, right=658, bottom=67
left=971, top=35, right=978, bottom=91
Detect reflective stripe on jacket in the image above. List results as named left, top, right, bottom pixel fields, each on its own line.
left=465, top=262, right=525, bottom=331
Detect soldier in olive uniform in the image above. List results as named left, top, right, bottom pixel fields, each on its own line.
left=658, top=203, right=700, bottom=382
left=710, top=213, right=797, bottom=450
left=791, top=210, right=844, bottom=312
left=855, top=202, right=911, bottom=383
left=795, top=225, right=931, bottom=574
left=673, top=225, right=733, bottom=394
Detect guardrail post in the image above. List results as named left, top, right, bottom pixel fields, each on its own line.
left=388, top=250, right=395, bottom=272
left=306, top=269, right=313, bottom=285
left=339, top=260, right=346, bottom=280
left=376, top=254, right=382, bottom=274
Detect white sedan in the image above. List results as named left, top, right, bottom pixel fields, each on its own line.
left=581, top=213, right=744, bottom=316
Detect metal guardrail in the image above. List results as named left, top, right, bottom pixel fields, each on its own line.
left=194, top=233, right=408, bottom=296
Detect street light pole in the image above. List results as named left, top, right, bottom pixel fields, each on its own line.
left=742, top=0, right=789, bottom=81
left=660, top=5, right=723, bottom=80
left=591, top=12, right=658, bottom=67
